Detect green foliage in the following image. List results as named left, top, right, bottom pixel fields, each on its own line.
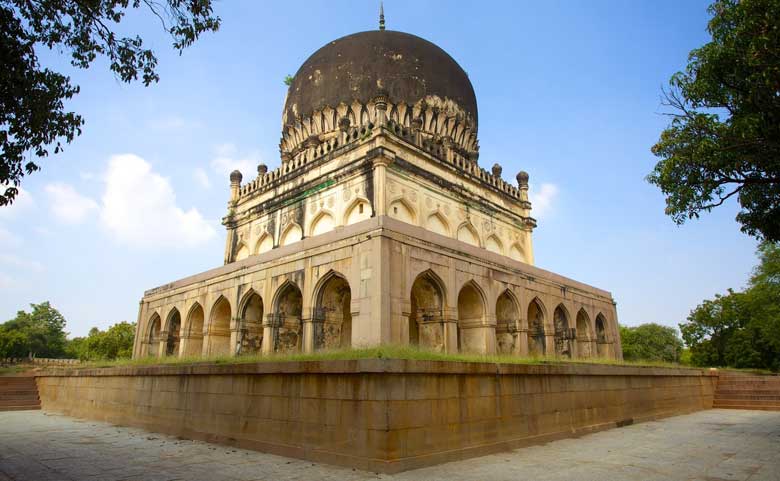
left=283, top=74, right=294, bottom=86
left=1, top=0, right=220, bottom=206
left=66, top=322, right=135, bottom=361
left=620, top=323, right=684, bottom=363
left=0, top=302, right=68, bottom=358
left=681, top=242, right=780, bottom=371
left=648, top=0, right=780, bottom=241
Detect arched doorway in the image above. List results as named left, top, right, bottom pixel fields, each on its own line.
left=273, top=282, right=303, bottom=353
left=165, top=308, right=181, bottom=357
left=146, top=313, right=161, bottom=357
left=576, top=309, right=592, bottom=358
left=553, top=305, right=572, bottom=358
left=207, top=296, right=231, bottom=356
left=496, top=291, right=519, bottom=354
left=238, top=291, right=263, bottom=355
left=457, top=282, right=485, bottom=353
left=409, top=271, right=444, bottom=349
left=184, top=303, right=204, bottom=356
left=596, top=313, right=608, bottom=357
left=314, top=274, right=352, bottom=350
left=527, top=299, right=546, bottom=356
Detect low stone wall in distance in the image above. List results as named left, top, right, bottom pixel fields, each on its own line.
left=35, top=360, right=717, bottom=473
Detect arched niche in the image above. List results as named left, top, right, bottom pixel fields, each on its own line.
left=426, top=212, right=449, bottom=237
left=207, top=296, right=231, bottom=356
left=344, top=199, right=371, bottom=226
left=527, top=298, right=546, bottom=356
left=457, top=223, right=480, bottom=247
left=595, top=313, right=609, bottom=357
left=486, top=235, right=503, bottom=255
left=389, top=198, right=415, bottom=224
left=509, top=243, right=526, bottom=263
left=310, top=211, right=335, bottom=237
left=255, top=234, right=273, bottom=255
left=457, top=281, right=486, bottom=353
left=553, top=305, right=572, bottom=358
left=165, top=308, right=181, bottom=357
left=273, top=282, right=303, bottom=353
left=409, top=270, right=445, bottom=350
left=280, top=224, right=302, bottom=246
left=183, top=303, right=204, bottom=357
left=495, top=290, right=519, bottom=354
left=238, top=291, right=263, bottom=355
left=576, top=309, right=592, bottom=358
left=146, top=313, right=161, bottom=357
left=314, top=273, right=352, bottom=349
left=235, top=243, right=250, bottom=261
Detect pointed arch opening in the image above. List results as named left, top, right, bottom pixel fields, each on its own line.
left=272, top=282, right=303, bottom=353
left=314, top=272, right=352, bottom=350
left=165, top=308, right=182, bottom=357
left=457, top=281, right=486, bottom=352
left=527, top=298, right=546, bottom=356
left=146, top=312, right=162, bottom=357
left=237, top=291, right=264, bottom=355
left=457, top=222, right=480, bottom=247
left=496, top=290, right=519, bottom=354
left=184, top=303, right=204, bottom=357
left=595, top=313, right=609, bottom=357
left=255, top=233, right=273, bottom=255
left=576, top=309, right=592, bottom=359
left=553, top=304, right=573, bottom=358
left=207, top=296, right=231, bottom=356
left=409, top=270, right=445, bottom=349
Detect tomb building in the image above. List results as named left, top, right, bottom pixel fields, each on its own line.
left=132, top=21, right=622, bottom=360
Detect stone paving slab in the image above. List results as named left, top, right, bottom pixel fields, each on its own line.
left=0, top=409, right=778, bottom=481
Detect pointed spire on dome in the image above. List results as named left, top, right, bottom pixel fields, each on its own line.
left=379, top=1, right=385, bottom=30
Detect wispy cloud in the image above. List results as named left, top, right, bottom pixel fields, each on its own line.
left=0, top=253, right=45, bottom=273
left=193, top=167, right=211, bottom=189
left=210, top=143, right=259, bottom=180
left=101, top=154, right=216, bottom=248
left=529, top=183, right=559, bottom=217
left=0, top=186, right=34, bottom=220
left=45, top=182, right=99, bottom=224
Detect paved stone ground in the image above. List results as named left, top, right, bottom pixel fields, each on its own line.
left=0, top=409, right=778, bottom=481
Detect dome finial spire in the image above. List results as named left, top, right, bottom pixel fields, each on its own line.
left=379, top=1, right=385, bottom=30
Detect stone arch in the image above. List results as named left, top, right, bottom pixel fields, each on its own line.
left=527, top=297, right=546, bottom=356
left=495, top=290, right=519, bottom=354
left=255, top=233, right=273, bottom=255
left=576, top=308, right=593, bottom=359
left=509, top=243, right=526, bottom=263
left=485, top=235, right=503, bottom=255
left=237, top=289, right=264, bottom=355
left=164, top=307, right=182, bottom=357
left=145, top=312, right=162, bottom=357
left=388, top=197, right=416, bottom=224
left=553, top=304, right=573, bottom=358
left=409, top=269, right=446, bottom=350
left=280, top=223, right=303, bottom=246
left=183, top=302, right=204, bottom=357
left=313, top=271, right=352, bottom=350
left=343, top=197, right=371, bottom=226
left=426, top=211, right=450, bottom=237
left=595, top=313, right=609, bottom=357
left=207, top=296, right=232, bottom=356
left=309, top=210, right=335, bottom=237
left=235, top=242, right=250, bottom=261
left=456, top=222, right=480, bottom=247
left=457, top=281, right=487, bottom=353
left=272, top=281, right=303, bottom=353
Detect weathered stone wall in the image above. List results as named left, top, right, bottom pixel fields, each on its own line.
left=36, top=360, right=716, bottom=473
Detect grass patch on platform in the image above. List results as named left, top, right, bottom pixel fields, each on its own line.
left=67, top=345, right=694, bottom=370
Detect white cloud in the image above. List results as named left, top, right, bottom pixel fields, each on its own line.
left=193, top=168, right=211, bottom=189
left=45, top=182, right=99, bottom=224
left=210, top=143, right=258, bottom=179
left=0, top=253, right=44, bottom=273
left=101, top=154, right=216, bottom=248
left=0, top=185, right=34, bottom=220
left=529, top=183, right=559, bottom=217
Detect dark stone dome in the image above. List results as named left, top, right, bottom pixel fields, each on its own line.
left=283, top=30, right=477, bottom=128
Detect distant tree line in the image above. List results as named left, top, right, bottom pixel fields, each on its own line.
left=0, top=302, right=134, bottom=361
left=620, top=323, right=684, bottom=364
left=680, top=243, right=780, bottom=371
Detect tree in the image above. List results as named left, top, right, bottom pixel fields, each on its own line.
left=681, top=242, right=780, bottom=371
left=1, top=0, right=220, bottom=206
left=620, top=323, right=684, bottom=363
left=0, top=301, right=69, bottom=357
left=648, top=0, right=780, bottom=241
left=66, top=322, right=135, bottom=360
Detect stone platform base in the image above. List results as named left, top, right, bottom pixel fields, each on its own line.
left=35, top=360, right=717, bottom=473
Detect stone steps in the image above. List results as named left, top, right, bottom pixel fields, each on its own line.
left=713, top=374, right=780, bottom=411
left=0, top=376, right=40, bottom=411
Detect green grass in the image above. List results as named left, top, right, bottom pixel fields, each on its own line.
left=0, top=365, right=30, bottom=376
left=59, top=345, right=701, bottom=370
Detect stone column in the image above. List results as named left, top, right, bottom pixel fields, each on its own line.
left=370, top=151, right=394, bottom=217
left=516, top=328, right=529, bottom=356
left=262, top=314, right=280, bottom=354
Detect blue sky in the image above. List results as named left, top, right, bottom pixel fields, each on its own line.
left=0, top=0, right=758, bottom=337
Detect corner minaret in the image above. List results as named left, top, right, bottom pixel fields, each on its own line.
left=379, top=1, right=385, bottom=30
